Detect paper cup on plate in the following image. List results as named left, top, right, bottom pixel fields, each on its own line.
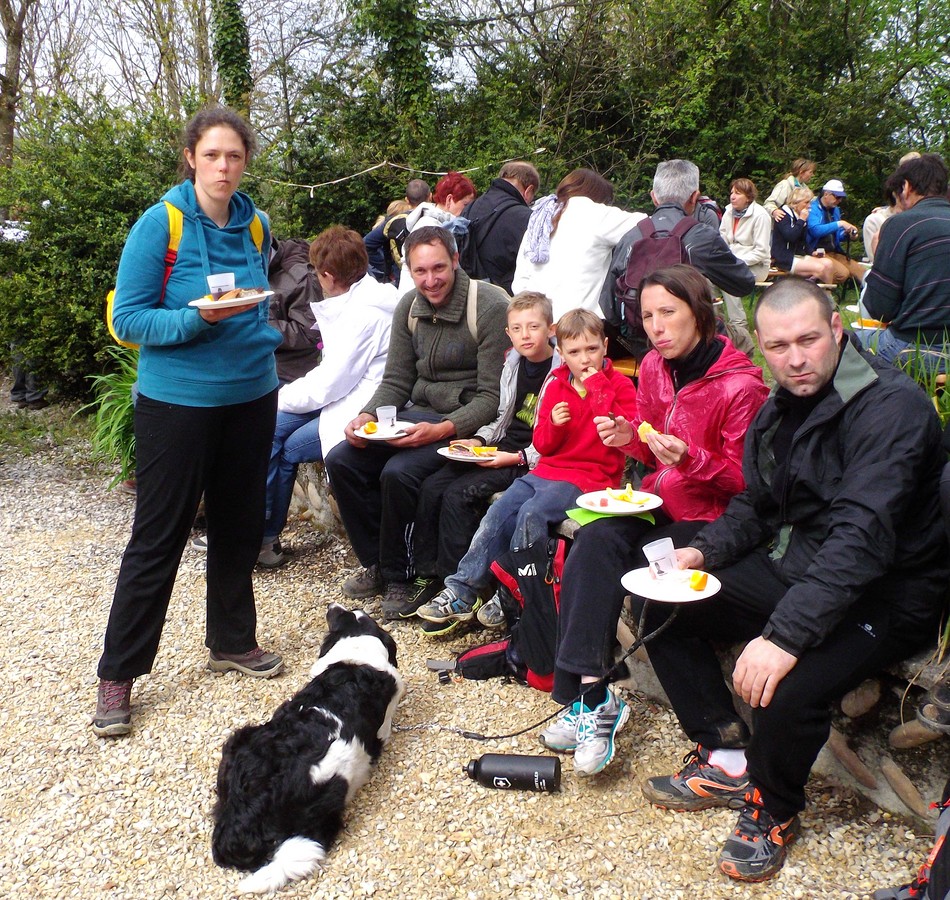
left=376, top=406, right=398, bottom=429
left=207, top=272, right=235, bottom=300
left=642, top=537, right=678, bottom=580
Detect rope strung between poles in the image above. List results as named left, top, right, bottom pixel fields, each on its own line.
left=243, top=149, right=547, bottom=198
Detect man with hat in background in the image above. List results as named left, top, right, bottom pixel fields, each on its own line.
left=805, top=179, right=867, bottom=284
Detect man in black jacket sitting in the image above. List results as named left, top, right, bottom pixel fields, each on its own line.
left=637, top=277, right=949, bottom=882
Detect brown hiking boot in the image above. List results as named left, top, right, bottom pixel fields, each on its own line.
left=341, top=563, right=383, bottom=599
left=92, top=679, right=133, bottom=737
left=208, top=646, right=284, bottom=678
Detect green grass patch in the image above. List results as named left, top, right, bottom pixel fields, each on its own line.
left=0, top=400, right=93, bottom=462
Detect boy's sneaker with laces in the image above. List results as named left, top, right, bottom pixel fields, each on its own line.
left=342, top=563, right=383, bottom=599
left=642, top=744, right=749, bottom=810
left=476, top=592, right=507, bottom=629
left=573, top=691, right=630, bottom=776
left=257, top=540, right=286, bottom=569
left=718, top=788, right=799, bottom=882
left=92, top=678, right=134, bottom=737
left=208, top=646, right=284, bottom=678
left=539, top=702, right=582, bottom=752
left=416, top=587, right=482, bottom=624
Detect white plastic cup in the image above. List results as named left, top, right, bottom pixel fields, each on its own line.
left=642, top=537, right=678, bottom=580
left=376, top=406, right=398, bottom=430
left=206, top=272, right=235, bottom=299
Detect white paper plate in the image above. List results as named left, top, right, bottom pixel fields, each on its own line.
left=576, top=490, right=663, bottom=515
left=620, top=566, right=721, bottom=603
left=436, top=446, right=498, bottom=463
left=188, top=290, right=274, bottom=309
left=356, top=421, right=414, bottom=441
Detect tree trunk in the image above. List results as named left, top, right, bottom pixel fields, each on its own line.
left=0, top=0, right=37, bottom=168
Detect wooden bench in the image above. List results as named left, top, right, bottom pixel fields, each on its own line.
left=611, top=356, right=639, bottom=379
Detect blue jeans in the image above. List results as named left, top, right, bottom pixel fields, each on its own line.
left=444, top=474, right=581, bottom=603
left=263, top=410, right=322, bottom=542
left=875, top=327, right=948, bottom=375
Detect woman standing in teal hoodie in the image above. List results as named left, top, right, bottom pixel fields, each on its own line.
left=93, top=108, right=284, bottom=737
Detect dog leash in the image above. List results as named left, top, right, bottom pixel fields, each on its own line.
left=408, top=601, right=679, bottom=742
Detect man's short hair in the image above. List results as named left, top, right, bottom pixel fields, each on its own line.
left=753, top=276, right=835, bottom=331
left=403, top=225, right=457, bottom=267
left=509, top=291, right=553, bottom=326
left=653, top=160, right=700, bottom=206
left=887, top=153, right=948, bottom=200
left=498, top=161, right=540, bottom=192
left=556, top=308, right=605, bottom=344
left=406, top=179, right=431, bottom=206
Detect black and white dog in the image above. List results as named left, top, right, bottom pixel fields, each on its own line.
left=212, top=604, right=405, bottom=893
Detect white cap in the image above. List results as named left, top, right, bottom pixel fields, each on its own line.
left=822, top=179, right=846, bottom=197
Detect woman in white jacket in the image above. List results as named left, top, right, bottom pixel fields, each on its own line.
left=261, top=226, right=398, bottom=565
left=718, top=177, right=773, bottom=355
left=512, top=168, right=644, bottom=322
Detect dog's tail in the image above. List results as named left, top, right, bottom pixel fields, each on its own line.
left=237, top=836, right=326, bottom=894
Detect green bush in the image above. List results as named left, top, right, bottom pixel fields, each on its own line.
left=0, top=97, right=179, bottom=398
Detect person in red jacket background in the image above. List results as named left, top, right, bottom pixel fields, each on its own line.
left=417, top=308, right=637, bottom=630
left=540, top=264, right=768, bottom=777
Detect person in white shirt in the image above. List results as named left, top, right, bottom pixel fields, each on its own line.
left=262, top=226, right=398, bottom=566
left=719, top=178, right=772, bottom=355
left=512, top=168, right=645, bottom=322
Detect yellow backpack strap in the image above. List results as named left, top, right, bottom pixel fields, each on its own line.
left=161, top=201, right=183, bottom=301
left=163, top=201, right=183, bottom=253
left=105, top=202, right=183, bottom=348
left=105, top=289, right=139, bottom=350
left=250, top=213, right=264, bottom=253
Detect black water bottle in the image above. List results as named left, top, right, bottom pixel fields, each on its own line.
left=464, top=753, right=561, bottom=792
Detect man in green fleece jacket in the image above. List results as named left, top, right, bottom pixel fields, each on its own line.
left=324, top=225, right=510, bottom=614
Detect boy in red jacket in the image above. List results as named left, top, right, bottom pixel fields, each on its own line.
left=417, top=308, right=637, bottom=629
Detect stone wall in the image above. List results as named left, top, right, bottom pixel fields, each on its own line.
left=291, top=462, right=346, bottom=539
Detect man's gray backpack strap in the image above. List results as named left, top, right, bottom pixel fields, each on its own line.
left=408, top=277, right=479, bottom=341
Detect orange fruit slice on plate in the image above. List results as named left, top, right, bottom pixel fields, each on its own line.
left=689, top=571, right=708, bottom=591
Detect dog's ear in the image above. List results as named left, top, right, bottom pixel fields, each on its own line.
left=380, top=629, right=398, bottom=668
left=326, top=603, right=349, bottom=631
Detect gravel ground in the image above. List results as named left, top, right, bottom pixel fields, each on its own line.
left=0, top=436, right=935, bottom=899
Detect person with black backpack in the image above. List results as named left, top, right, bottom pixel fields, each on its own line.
left=364, top=179, right=431, bottom=283
left=458, top=161, right=539, bottom=293
left=599, top=159, right=756, bottom=359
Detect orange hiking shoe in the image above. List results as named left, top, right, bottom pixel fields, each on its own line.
left=718, top=787, right=799, bottom=882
